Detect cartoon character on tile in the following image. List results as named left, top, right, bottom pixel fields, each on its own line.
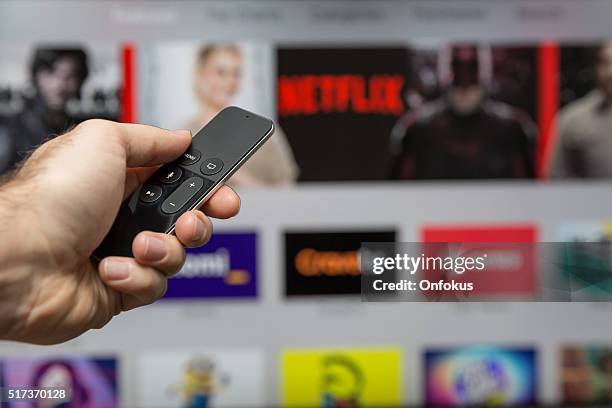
left=174, top=356, right=230, bottom=408
left=321, top=354, right=364, bottom=408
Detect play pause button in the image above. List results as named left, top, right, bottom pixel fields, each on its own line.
left=139, top=185, right=162, bottom=203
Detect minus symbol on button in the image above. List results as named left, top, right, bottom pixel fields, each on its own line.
left=169, top=202, right=176, bottom=207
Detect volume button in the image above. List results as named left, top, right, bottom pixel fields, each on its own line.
left=161, top=177, right=204, bottom=214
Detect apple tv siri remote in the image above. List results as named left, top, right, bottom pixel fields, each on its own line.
left=94, top=106, right=274, bottom=259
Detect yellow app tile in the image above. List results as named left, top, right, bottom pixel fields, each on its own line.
left=282, top=347, right=402, bottom=407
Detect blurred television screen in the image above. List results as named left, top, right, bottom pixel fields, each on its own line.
left=2, top=1, right=612, bottom=407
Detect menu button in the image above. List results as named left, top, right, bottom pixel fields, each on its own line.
left=179, top=148, right=202, bottom=165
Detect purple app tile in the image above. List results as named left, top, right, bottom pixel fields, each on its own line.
left=165, top=232, right=257, bottom=299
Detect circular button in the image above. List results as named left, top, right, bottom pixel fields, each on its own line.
left=139, top=184, right=162, bottom=203
left=200, top=158, right=224, bottom=175
left=157, top=166, right=183, bottom=184
left=179, top=148, right=201, bottom=165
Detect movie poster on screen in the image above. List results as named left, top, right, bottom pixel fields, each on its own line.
left=282, top=347, right=402, bottom=407
left=164, top=232, right=257, bottom=299
left=140, top=41, right=299, bottom=188
left=140, top=42, right=273, bottom=129
left=0, top=356, right=118, bottom=408
left=277, top=47, right=409, bottom=182
left=425, top=347, right=537, bottom=406
left=284, top=230, right=396, bottom=296
left=0, top=44, right=122, bottom=175
left=277, top=45, right=538, bottom=181
left=549, top=42, right=612, bottom=179
left=138, top=350, right=264, bottom=408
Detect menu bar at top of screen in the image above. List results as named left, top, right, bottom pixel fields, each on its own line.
left=1, top=0, right=612, bottom=43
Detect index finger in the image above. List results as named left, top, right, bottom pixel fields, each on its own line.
left=110, top=121, right=192, bottom=168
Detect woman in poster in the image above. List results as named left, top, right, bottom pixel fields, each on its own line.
left=187, top=44, right=298, bottom=187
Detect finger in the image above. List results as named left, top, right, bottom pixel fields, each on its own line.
left=200, top=185, right=241, bottom=219
left=113, top=122, right=192, bottom=167
left=98, top=257, right=167, bottom=311
left=132, top=231, right=186, bottom=276
left=123, top=166, right=159, bottom=199
left=174, top=210, right=212, bottom=248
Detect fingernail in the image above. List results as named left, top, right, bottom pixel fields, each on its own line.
left=193, top=216, right=206, bottom=242
left=143, top=236, right=167, bottom=261
left=104, top=259, right=130, bottom=281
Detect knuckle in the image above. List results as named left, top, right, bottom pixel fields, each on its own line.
left=76, top=118, right=114, bottom=133
left=75, top=119, right=121, bottom=145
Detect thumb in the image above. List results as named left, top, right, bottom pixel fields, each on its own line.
left=112, top=122, right=192, bottom=167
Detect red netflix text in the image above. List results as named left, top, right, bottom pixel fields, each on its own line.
left=278, top=74, right=405, bottom=116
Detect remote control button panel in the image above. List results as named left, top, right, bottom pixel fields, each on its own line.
left=94, top=106, right=274, bottom=259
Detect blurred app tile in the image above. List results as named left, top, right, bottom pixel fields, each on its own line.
left=139, top=42, right=298, bottom=188
left=165, top=232, right=257, bottom=299
left=556, top=222, right=612, bottom=297
left=284, top=230, right=396, bottom=296
left=277, top=46, right=537, bottom=182
left=420, top=225, right=538, bottom=298
left=138, top=350, right=263, bottom=408
left=0, top=356, right=118, bottom=408
left=425, top=346, right=537, bottom=406
left=0, top=44, right=122, bottom=174
left=561, top=345, right=612, bottom=405
left=282, top=347, right=402, bottom=407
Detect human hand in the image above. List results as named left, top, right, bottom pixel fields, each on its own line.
left=0, top=120, right=240, bottom=344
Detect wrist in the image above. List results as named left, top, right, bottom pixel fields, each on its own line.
left=0, top=179, right=41, bottom=340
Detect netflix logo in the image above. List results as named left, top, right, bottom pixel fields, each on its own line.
left=277, top=47, right=409, bottom=181
left=278, top=74, right=404, bottom=116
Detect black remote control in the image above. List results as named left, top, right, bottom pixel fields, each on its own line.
left=94, top=106, right=274, bottom=259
